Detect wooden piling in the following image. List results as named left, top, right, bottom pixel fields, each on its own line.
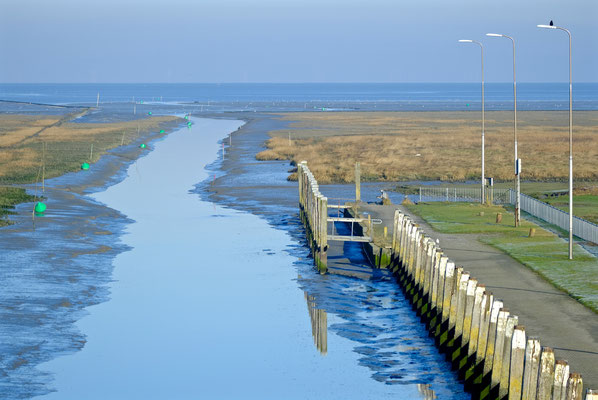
left=508, top=325, right=526, bottom=400
left=553, top=360, right=570, bottom=400
left=499, top=315, right=519, bottom=398
left=355, top=162, right=361, bottom=202
left=522, top=338, right=541, bottom=400
left=537, top=347, right=556, bottom=400
left=565, top=373, right=583, bottom=400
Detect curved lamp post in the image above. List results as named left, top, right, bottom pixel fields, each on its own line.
left=486, top=33, right=520, bottom=227
left=458, top=39, right=485, bottom=204
left=538, top=23, right=574, bottom=260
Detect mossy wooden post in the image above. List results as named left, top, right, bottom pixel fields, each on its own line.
left=565, top=373, right=583, bottom=400
left=462, top=278, right=478, bottom=348
left=522, top=338, right=541, bottom=400
left=319, top=196, right=328, bottom=273
left=490, top=309, right=510, bottom=392
left=553, top=360, right=570, bottom=400
left=508, top=325, right=526, bottom=400
left=454, top=272, right=471, bottom=346
left=537, top=347, right=556, bottom=400
left=355, top=162, right=361, bottom=202
left=468, top=284, right=485, bottom=359
left=392, top=210, right=400, bottom=254
left=483, top=300, right=504, bottom=378
left=476, top=292, right=494, bottom=366
left=499, top=315, right=519, bottom=398
left=440, top=261, right=455, bottom=333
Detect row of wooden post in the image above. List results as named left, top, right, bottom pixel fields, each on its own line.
left=390, top=209, right=594, bottom=400
left=298, top=161, right=328, bottom=273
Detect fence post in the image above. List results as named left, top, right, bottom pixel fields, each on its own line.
left=355, top=162, right=361, bottom=202
left=537, top=347, right=556, bottom=400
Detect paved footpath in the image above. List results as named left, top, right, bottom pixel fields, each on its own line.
left=358, top=202, right=598, bottom=391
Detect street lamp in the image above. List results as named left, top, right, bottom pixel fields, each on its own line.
left=486, top=33, right=521, bottom=227
left=458, top=39, right=485, bottom=204
left=538, top=22, right=574, bottom=260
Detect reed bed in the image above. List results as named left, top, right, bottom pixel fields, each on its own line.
left=258, top=111, right=598, bottom=184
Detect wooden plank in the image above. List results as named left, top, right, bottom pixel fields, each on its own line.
left=327, top=235, right=371, bottom=242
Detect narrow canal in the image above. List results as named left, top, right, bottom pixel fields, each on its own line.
left=37, top=118, right=466, bottom=399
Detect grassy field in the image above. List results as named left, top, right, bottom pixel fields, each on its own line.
left=405, top=202, right=598, bottom=312
left=259, top=111, right=598, bottom=184
left=543, top=192, right=598, bottom=224
left=0, top=114, right=180, bottom=184
left=0, top=113, right=182, bottom=224
left=0, top=187, right=36, bottom=227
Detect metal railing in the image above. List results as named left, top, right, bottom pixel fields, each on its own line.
left=417, top=187, right=511, bottom=204
left=416, top=186, right=598, bottom=244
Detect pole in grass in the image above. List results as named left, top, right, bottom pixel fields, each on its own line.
left=537, top=21, right=574, bottom=259
left=458, top=39, right=485, bottom=204
left=486, top=32, right=520, bottom=227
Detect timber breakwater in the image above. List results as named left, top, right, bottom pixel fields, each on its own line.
left=297, top=161, right=596, bottom=400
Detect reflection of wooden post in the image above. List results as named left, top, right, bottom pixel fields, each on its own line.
left=355, top=162, right=361, bottom=202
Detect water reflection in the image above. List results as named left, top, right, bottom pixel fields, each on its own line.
left=305, top=291, right=328, bottom=355
left=417, top=384, right=437, bottom=399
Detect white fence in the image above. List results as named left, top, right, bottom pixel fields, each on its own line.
left=417, top=186, right=598, bottom=244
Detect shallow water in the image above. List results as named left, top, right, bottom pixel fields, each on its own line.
left=31, top=117, right=467, bottom=399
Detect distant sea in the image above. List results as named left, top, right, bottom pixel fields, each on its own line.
left=0, top=83, right=597, bottom=111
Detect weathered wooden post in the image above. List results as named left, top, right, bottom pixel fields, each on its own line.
left=565, top=373, right=583, bottom=400
left=553, top=360, right=570, bottom=400
left=508, top=325, right=526, bottom=399
left=522, top=338, right=541, bottom=400
left=355, top=162, right=361, bottom=202
left=499, top=315, right=519, bottom=398
left=319, top=196, right=328, bottom=273
left=537, top=347, right=556, bottom=400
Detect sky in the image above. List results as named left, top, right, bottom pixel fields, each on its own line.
left=1, top=0, right=596, bottom=83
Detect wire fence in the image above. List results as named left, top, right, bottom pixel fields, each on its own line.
left=417, top=187, right=512, bottom=205
left=416, top=186, right=598, bottom=244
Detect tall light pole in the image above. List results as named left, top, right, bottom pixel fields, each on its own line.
left=487, top=33, right=520, bottom=227
left=538, top=22, right=574, bottom=260
left=458, top=39, right=485, bottom=204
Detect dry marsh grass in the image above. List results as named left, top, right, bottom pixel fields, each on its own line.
left=0, top=114, right=181, bottom=184
left=258, top=111, right=598, bottom=184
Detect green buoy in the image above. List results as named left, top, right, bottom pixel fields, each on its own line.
left=160, top=129, right=165, bottom=134
left=34, top=202, right=47, bottom=214
left=466, top=103, right=470, bottom=107
left=81, top=162, right=90, bottom=170
left=140, top=143, right=147, bottom=149
left=148, top=111, right=152, bottom=115
left=184, top=115, right=189, bottom=120
left=187, top=122, right=192, bottom=126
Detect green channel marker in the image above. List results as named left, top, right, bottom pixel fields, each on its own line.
left=140, top=143, right=147, bottom=149
left=81, top=162, right=90, bottom=170
left=148, top=111, right=152, bottom=115
left=34, top=202, right=47, bottom=214
left=184, top=115, right=189, bottom=120
left=466, top=103, right=470, bottom=106
left=160, top=129, right=165, bottom=134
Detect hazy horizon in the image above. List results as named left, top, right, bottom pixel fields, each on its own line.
left=1, top=0, right=596, bottom=84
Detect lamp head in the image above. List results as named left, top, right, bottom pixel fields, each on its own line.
left=537, top=24, right=556, bottom=29
left=458, top=39, right=473, bottom=43
left=486, top=33, right=502, bottom=37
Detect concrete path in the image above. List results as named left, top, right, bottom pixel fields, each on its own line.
left=358, top=202, right=598, bottom=391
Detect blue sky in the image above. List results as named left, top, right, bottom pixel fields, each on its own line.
left=1, top=0, right=596, bottom=83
